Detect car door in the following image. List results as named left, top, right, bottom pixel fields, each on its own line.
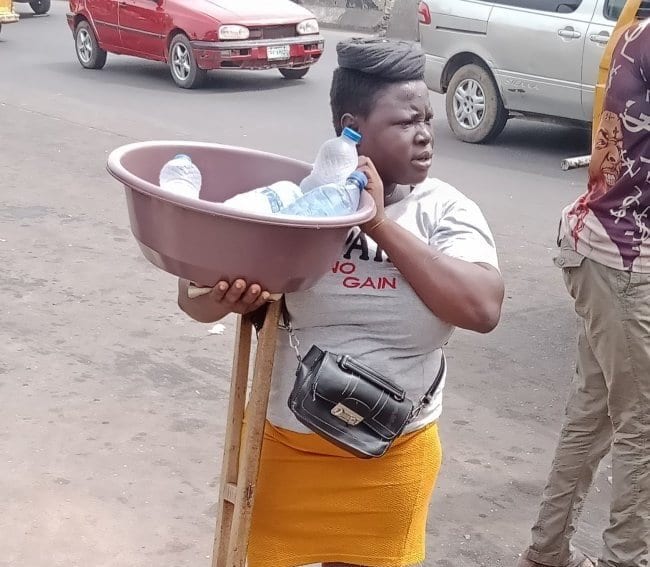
left=118, top=0, right=166, bottom=60
left=487, top=0, right=595, bottom=120
left=419, top=0, right=494, bottom=93
left=90, top=0, right=121, bottom=50
left=582, top=0, right=649, bottom=121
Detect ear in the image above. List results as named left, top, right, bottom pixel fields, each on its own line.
left=340, top=113, right=359, bottom=132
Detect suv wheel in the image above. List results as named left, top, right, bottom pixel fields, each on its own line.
left=169, top=34, right=207, bottom=89
left=75, top=21, right=107, bottom=70
left=29, top=0, right=50, bottom=14
left=446, top=64, right=508, bottom=144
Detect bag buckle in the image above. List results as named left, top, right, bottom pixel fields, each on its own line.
left=331, top=403, right=364, bottom=426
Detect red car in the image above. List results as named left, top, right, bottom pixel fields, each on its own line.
left=67, top=0, right=324, bottom=88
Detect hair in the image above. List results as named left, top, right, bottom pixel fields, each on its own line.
left=329, top=38, right=426, bottom=135
left=330, top=69, right=398, bottom=135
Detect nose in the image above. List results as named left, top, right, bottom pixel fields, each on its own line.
left=415, top=123, right=433, bottom=145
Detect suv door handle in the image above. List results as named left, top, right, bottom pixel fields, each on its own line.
left=589, top=32, right=610, bottom=45
left=558, top=27, right=582, bottom=39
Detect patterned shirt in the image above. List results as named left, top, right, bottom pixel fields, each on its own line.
left=562, top=20, right=650, bottom=271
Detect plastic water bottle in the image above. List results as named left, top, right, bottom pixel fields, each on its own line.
left=159, top=154, right=202, bottom=199
left=281, top=171, right=368, bottom=217
left=300, top=127, right=362, bottom=193
left=223, top=181, right=303, bottom=215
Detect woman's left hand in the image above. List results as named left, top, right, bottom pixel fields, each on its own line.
left=356, top=156, right=386, bottom=233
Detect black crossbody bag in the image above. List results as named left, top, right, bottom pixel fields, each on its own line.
left=281, top=305, right=446, bottom=459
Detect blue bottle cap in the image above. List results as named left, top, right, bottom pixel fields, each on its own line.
left=341, top=127, right=362, bottom=144
left=347, top=171, right=368, bottom=189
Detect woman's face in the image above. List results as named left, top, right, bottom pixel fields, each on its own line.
left=353, top=80, right=434, bottom=191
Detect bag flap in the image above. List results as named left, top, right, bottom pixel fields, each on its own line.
left=308, top=351, right=412, bottom=439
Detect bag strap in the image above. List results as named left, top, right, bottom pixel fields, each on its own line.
left=411, top=353, right=446, bottom=419
left=280, top=297, right=302, bottom=362
left=280, top=297, right=446, bottom=413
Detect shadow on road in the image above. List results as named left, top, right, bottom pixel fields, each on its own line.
left=45, top=60, right=313, bottom=95
left=492, top=120, right=591, bottom=156
left=11, top=10, right=49, bottom=19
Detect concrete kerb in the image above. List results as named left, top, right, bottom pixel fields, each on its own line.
left=295, top=0, right=419, bottom=40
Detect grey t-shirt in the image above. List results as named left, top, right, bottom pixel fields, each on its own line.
left=267, top=178, right=499, bottom=434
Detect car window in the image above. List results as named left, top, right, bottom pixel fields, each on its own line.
left=604, top=0, right=650, bottom=19
left=492, top=0, right=583, bottom=13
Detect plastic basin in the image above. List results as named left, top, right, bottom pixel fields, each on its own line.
left=106, top=141, right=376, bottom=293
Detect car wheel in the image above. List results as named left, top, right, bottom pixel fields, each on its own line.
left=279, top=67, right=309, bottom=80
left=445, top=64, right=508, bottom=144
left=169, top=34, right=206, bottom=89
left=29, top=0, right=50, bottom=14
left=75, top=21, right=107, bottom=70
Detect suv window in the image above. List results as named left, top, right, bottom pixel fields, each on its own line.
left=492, top=0, right=582, bottom=13
left=604, top=0, right=650, bottom=20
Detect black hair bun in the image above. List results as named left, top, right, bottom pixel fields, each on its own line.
left=336, top=38, right=426, bottom=81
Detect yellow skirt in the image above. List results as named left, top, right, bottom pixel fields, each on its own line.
left=248, top=421, right=442, bottom=567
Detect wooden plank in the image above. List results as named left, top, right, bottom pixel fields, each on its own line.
left=226, top=300, right=282, bottom=567
left=223, top=483, right=237, bottom=505
left=212, top=314, right=253, bottom=567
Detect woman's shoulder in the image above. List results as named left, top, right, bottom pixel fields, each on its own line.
left=408, top=178, right=483, bottom=215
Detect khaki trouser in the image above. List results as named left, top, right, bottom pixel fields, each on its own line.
left=525, top=241, right=650, bottom=567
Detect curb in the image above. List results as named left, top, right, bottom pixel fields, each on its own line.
left=299, top=3, right=387, bottom=33
left=297, top=0, right=419, bottom=39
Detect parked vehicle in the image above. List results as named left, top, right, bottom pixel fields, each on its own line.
left=67, top=0, right=325, bottom=89
left=0, top=0, right=19, bottom=35
left=418, top=0, right=650, bottom=143
left=14, top=0, right=50, bottom=15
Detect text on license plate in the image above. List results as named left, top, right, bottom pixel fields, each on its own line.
left=267, top=45, right=290, bottom=61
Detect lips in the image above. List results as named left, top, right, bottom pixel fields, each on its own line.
left=412, top=151, right=433, bottom=169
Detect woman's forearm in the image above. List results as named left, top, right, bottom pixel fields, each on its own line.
left=367, top=220, right=504, bottom=333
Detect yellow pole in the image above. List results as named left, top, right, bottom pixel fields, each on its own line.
left=592, top=0, right=643, bottom=138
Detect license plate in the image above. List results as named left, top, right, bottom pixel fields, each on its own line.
left=267, top=45, right=290, bottom=61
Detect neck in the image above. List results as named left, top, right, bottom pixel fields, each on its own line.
left=384, top=182, right=397, bottom=197
left=385, top=184, right=411, bottom=205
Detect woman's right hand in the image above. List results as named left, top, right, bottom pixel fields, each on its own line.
left=178, top=278, right=271, bottom=323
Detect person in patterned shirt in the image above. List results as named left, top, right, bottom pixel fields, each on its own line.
left=517, top=19, right=649, bottom=567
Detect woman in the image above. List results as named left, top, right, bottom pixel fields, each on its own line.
left=179, top=39, right=504, bottom=567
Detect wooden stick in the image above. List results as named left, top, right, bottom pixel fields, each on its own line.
left=212, top=314, right=253, bottom=567
left=188, top=285, right=213, bottom=299
left=226, top=300, right=282, bottom=567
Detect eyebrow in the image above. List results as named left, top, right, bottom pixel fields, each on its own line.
left=598, top=128, right=623, bottom=142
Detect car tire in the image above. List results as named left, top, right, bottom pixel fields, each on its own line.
left=169, top=34, right=206, bottom=89
left=445, top=64, right=508, bottom=144
left=75, top=21, right=107, bottom=70
left=279, top=67, right=309, bottom=80
left=29, top=0, right=50, bottom=14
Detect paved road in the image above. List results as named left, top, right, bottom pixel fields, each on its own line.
left=0, top=4, right=611, bottom=567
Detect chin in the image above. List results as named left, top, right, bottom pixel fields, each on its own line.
left=403, top=169, right=430, bottom=186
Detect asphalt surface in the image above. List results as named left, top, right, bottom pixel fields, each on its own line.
left=0, top=3, right=612, bottom=567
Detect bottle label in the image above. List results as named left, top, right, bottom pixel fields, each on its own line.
left=261, top=188, right=283, bottom=213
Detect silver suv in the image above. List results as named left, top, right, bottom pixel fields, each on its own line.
left=418, top=0, right=649, bottom=143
